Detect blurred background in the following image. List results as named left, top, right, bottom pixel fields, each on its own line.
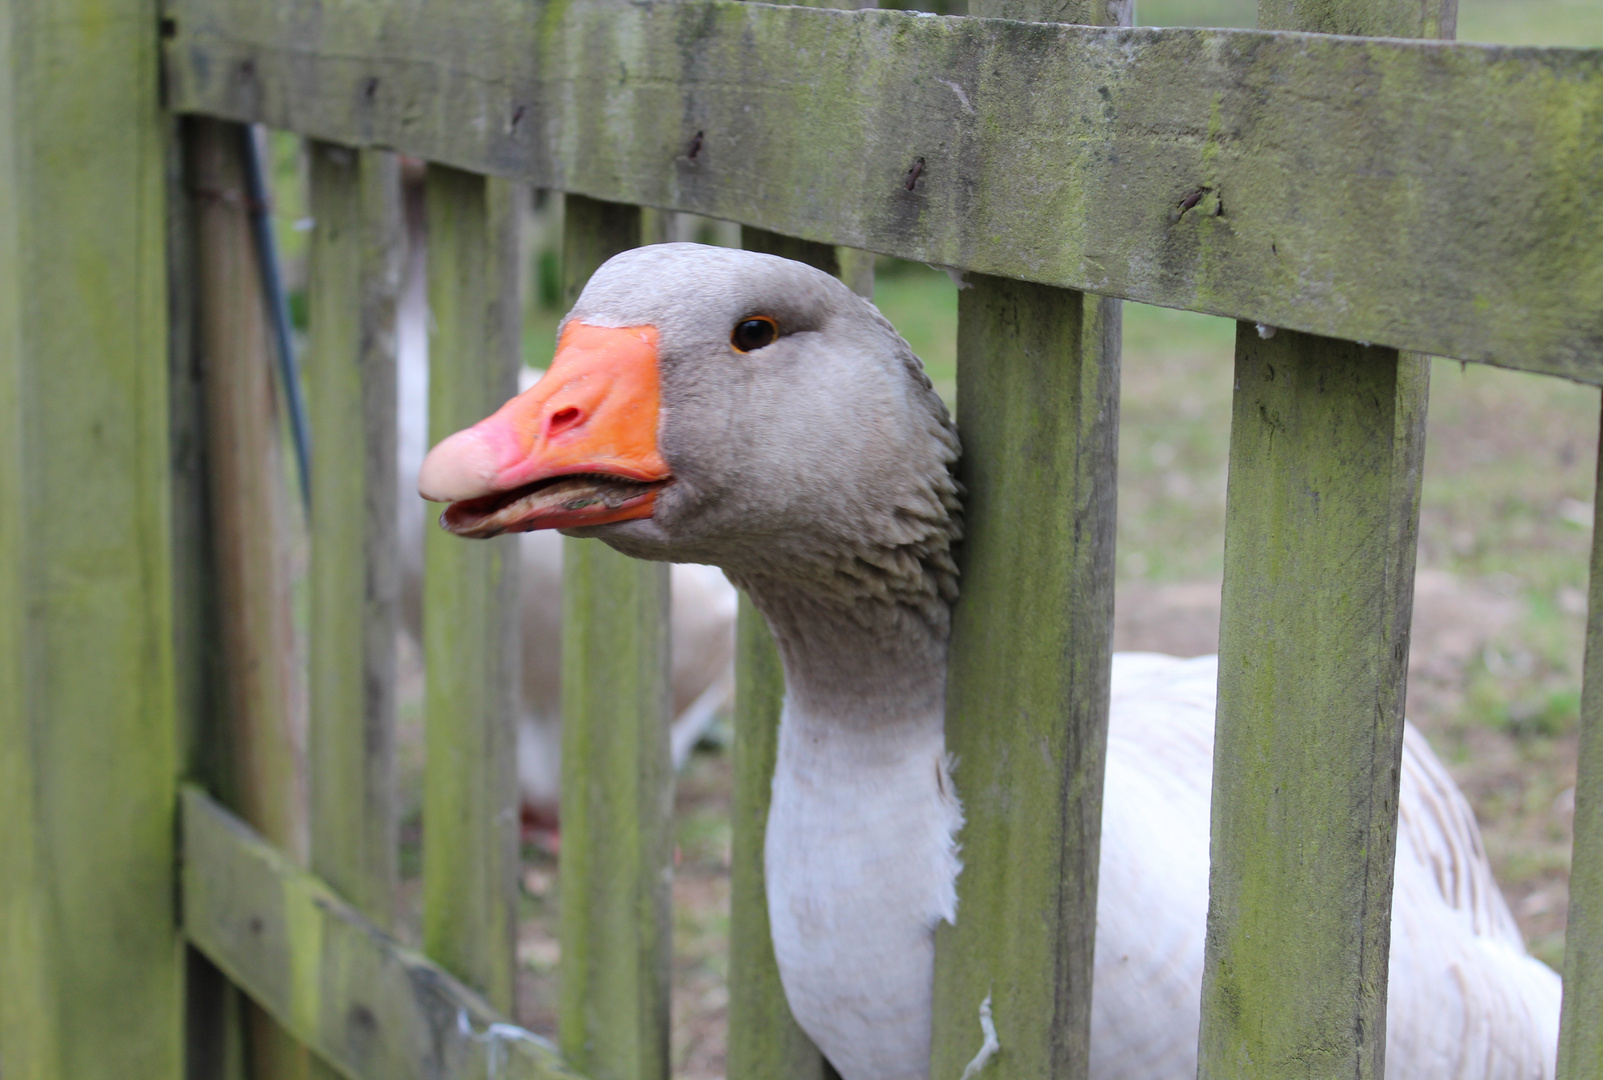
left=261, top=0, right=1603, bottom=1069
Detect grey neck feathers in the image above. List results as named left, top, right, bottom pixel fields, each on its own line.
left=728, top=459, right=963, bottom=732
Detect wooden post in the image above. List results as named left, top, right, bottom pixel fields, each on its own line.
left=930, top=277, right=1122, bottom=1080
left=0, top=1, right=182, bottom=1075
left=303, top=140, right=406, bottom=1080
left=557, top=193, right=675, bottom=1080
left=190, top=117, right=313, bottom=1080
left=925, top=3, right=1125, bottom=1077
left=422, top=164, right=522, bottom=1013
left=1558, top=395, right=1603, bottom=1080
left=306, top=141, right=403, bottom=927
left=1197, top=0, right=1451, bottom=1074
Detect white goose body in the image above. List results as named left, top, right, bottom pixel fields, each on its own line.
left=419, top=243, right=1562, bottom=1080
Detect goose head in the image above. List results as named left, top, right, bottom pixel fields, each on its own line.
left=422, top=243, right=968, bottom=1080
left=420, top=243, right=962, bottom=634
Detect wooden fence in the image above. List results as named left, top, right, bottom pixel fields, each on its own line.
left=1, top=0, right=1601, bottom=1076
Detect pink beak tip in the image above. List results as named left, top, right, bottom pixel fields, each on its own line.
left=418, top=426, right=517, bottom=502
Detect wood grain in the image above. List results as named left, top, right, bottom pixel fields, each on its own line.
left=163, top=0, right=1603, bottom=381
left=182, top=787, right=584, bottom=1080
left=422, top=164, right=522, bottom=1012
left=557, top=194, right=675, bottom=1080
left=1558, top=394, right=1603, bottom=1080
left=0, top=1, right=180, bottom=1074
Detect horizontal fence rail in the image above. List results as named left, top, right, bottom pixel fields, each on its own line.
left=162, top=0, right=1603, bottom=382
left=181, top=787, right=581, bottom=1080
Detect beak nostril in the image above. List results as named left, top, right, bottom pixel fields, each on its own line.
left=547, top=406, right=583, bottom=437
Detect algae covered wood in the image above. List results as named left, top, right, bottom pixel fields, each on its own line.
left=181, top=787, right=585, bottom=1080
left=163, top=0, right=1603, bottom=382
left=931, top=275, right=1121, bottom=1080
left=558, top=194, right=675, bottom=1080
left=1199, top=331, right=1429, bottom=1080
left=306, top=141, right=403, bottom=925
left=0, top=0, right=181, bottom=1074
left=423, top=164, right=522, bottom=1012
left=191, top=117, right=314, bottom=1080
left=1198, top=0, right=1445, bottom=1071
left=1558, top=397, right=1603, bottom=1080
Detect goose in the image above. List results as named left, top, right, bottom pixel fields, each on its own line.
left=418, top=242, right=1563, bottom=1080
left=395, top=208, right=736, bottom=823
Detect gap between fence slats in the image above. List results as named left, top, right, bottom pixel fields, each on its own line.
left=161, top=0, right=1603, bottom=383
left=181, top=787, right=583, bottom=1080
left=1558, top=396, right=1603, bottom=1080
left=422, top=164, right=523, bottom=1013
left=725, top=225, right=873, bottom=1080
left=557, top=194, right=675, bottom=1080
left=191, top=116, right=315, bottom=1080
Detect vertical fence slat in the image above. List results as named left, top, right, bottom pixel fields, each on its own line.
left=1198, top=0, right=1452, bottom=1072
left=929, top=276, right=1121, bottom=1080
left=722, top=226, right=863, bottom=1080
left=1558, top=397, right=1603, bottom=1080
left=0, top=1, right=181, bottom=1074
left=557, top=193, right=675, bottom=1080
left=306, top=142, right=403, bottom=924
left=190, top=117, right=314, bottom=1080
left=422, top=164, right=522, bottom=1012
left=1199, top=333, right=1430, bottom=1079
left=927, top=4, right=1125, bottom=1076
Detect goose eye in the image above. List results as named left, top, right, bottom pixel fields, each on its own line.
left=731, top=316, right=779, bottom=353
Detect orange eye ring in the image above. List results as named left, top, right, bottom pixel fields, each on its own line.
left=731, top=316, right=779, bottom=353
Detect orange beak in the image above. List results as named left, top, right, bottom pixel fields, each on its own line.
left=419, top=322, right=669, bottom=537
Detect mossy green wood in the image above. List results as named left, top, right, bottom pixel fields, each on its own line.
left=163, top=0, right=1603, bottom=382
left=558, top=194, right=675, bottom=1080
left=1200, top=0, right=1447, bottom=1071
left=190, top=117, right=314, bottom=1080
left=1558, top=398, right=1603, bottom=1080
left=931, top=275, right=1121, bottom=1080
left=423, top=164, right=522, bottom=1013
left=1199, top=331, right=1429, bottom=1080
left=182, top=788, right=586, bottom=1080
left=0, top=0, right=180, bottom=1075
left=306, top=142, right=403, bottom=926
left=168, top=114, right=251, bottom=1080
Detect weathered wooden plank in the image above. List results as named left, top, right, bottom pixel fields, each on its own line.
left=162, top=0, right=1603, bottom=381
left=306, top=142, right=403, bottom=927
left=1558, top=397, right=1603, bottom=1080
left=557, top=193, right=675, bottom=1080
left=1199, top=333, right=1429, bottom=1079
left=169, top=111, right=252, bottom=1080
left=1198, top=0, right=1444, bottom=1065
left=181, top=787, right=586, bottom=1080
left=0, top=1, right=180, bottom=1075
left=423, top=164, right=523, bottom=1012
left=190, top=115, right=314, bottom=1080
left=931, top=274, right=1121, bottom=1080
